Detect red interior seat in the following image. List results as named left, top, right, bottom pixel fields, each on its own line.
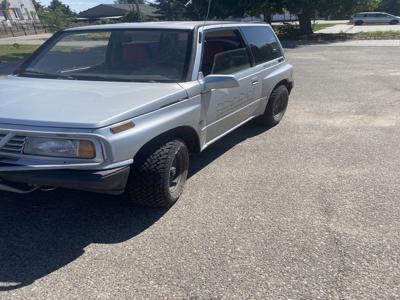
left=123, top=44, right=149, bottom=64
left=203, top=42, right=225, bottom=65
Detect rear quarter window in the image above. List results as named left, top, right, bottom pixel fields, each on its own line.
left=241, top=26, right=283, bottom=65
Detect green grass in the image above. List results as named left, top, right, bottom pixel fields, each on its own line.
left=312, top=23, right=341, bottom=32
left=88, top=32, right=112, bottom=40
left=273, top=23, right=342, bottom=38
left=0, top=44, right=88, bottom=63
left=356, top=30, right=400, bottom=38
left=0, top=44, right=39, bottom=63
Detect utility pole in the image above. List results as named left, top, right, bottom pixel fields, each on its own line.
left=134, top=0, right=141, bottom=21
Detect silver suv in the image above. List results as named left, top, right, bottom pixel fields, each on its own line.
left=0, top=22, right=293, bottom=207
left=351, top=12, right=400, bottom=25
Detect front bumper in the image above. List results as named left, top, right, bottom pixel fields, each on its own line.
left=0, top=125, right=134, bottom=194
left=0, top=166, right=131, bottom=195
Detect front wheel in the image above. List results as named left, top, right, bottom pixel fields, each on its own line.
left=255, top=85, right=289, bottom=127
left=390, top=20, right=399, bottom=25
left=355, top=20, right=364, bottom=26
left=126, top=139, right=189, bottom=207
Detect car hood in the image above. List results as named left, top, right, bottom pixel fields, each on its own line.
left=0, top=76, right=189, bottom=129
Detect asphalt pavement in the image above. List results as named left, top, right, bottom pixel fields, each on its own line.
left=1, top=44, right=400, bottom=299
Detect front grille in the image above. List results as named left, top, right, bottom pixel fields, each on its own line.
left=0, top=135, right=26, bottom=155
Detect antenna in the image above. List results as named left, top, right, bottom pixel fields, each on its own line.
left=205, top=0, right=212, bottom=22
left=185, top=0, right=211, bottom=23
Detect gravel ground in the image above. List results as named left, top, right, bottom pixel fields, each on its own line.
left=0, top=45, right=400, bottom=299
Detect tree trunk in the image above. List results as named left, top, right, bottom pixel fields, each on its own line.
left=298, top=11, right=313, bottom=35
left=263, top=11, right=272, bottom=24
left=134, top=0, right=141, bottom=21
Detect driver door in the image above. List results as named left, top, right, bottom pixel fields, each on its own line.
left=200, top=29, right=262, bottom=144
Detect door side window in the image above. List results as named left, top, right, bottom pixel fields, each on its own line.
left=241, top=26, right=283, bottom=65
left=201, top=30, right=251, bottom=76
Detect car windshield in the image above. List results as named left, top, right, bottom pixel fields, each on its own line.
left=18, top=29, right=193, bottom=83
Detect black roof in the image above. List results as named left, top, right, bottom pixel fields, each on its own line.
left=79, top=4, right=159, bottom=19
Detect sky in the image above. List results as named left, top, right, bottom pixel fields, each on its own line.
left=37, top=0, right=153, bottom=13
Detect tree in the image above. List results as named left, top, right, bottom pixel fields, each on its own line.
left=181, top=0, right=252, bottom=20
left=123, top=6, right=141, bottom=22
left=154, top=0, right=382, bottom=34
left=246, top=0, right=285, bottom=23
left=32, top=0, right=44, bottom=11
left=48, top=0, right=75, bottom=17
left=279, top=0, right=329, bottom=35
left=379, top=0, right=400, bottom=15
left=152, top=0, right=187, bottom=20
left=115, top=0, right=144, bottom=3
left=350, top=0, right=381, bottom=13
left=115, top=0, right=145, bottom=21
left=37, top=0, right=77, bottom=30
left=0, top=0, right=10, bottom=10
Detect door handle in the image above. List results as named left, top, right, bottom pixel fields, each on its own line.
left=251, top=78, right=260, bottom=85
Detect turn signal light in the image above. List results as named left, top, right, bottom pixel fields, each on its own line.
left=78, top=140, right=96, bottom=158
left=110, top=121, right=135, bottom=134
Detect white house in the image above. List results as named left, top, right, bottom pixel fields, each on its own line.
left=0, top=0, right=39, bottom=23
left=226, top=11, right=297, bottom=23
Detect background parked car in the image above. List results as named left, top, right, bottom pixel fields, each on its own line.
left=351, top=12, right=400, bottom=25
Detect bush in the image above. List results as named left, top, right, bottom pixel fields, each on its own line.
left=39, top=8, right=75, bottom=31
left=273, top=24, right=302, bottom=39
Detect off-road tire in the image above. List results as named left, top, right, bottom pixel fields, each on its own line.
left=126, top=139, right=189, bottom=207
left=255, top=85, right=289, bottom=127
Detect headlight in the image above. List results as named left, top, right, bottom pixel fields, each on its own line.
left=23, top=137, right=96, bottom=159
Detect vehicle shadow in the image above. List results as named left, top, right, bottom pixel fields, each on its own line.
left=0, top=191, right=168, bottom=291
left=189, top=122, right=272, bottom=178
left=0, top=122, right=271, bottom=291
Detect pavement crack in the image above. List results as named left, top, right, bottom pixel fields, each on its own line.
left=318, top=184, right=348, bottom=300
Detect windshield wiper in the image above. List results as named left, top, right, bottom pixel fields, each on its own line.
left=20, top=70, right=178, bottom=83
left=64, top=74, right=131, bottom=82
left=19, top=70, right=76, bottom=80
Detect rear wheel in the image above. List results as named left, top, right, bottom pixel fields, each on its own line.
left=355, top=20, right=364, bottom=26
left=390, top=20, right=399, bottom=25
left=126, top=139, right=189, bottom=207
left=255, top=85, right=289, bottom=127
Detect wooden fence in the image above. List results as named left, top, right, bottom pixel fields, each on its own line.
left=0, top=21, right=47, bottom=38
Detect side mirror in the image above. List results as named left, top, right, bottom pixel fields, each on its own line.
left=200, top=75, right=239, bottom=92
